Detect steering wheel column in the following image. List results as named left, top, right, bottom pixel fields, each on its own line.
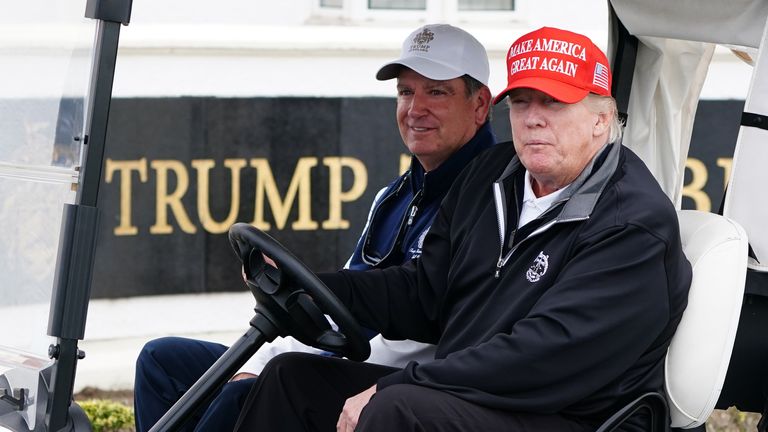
left=148, top=224, right=369, bottom=432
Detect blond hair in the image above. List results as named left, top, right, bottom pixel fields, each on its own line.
left=584, top=93, right=624, bottom=144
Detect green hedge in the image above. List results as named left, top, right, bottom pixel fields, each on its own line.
left=79, top=399, right=135, bottom=432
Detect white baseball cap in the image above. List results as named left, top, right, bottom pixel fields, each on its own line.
left=376, top=24, right=490, bottom=86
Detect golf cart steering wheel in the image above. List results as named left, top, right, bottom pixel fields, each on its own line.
left=228, top=223, right=370, bottom=361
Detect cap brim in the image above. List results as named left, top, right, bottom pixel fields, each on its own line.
left=376, top=56, right=465, bottom=82
left=493, top=77, right=589, bottom=105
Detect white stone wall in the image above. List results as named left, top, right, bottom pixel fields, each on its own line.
left=3, top=0, right=752, bottom=99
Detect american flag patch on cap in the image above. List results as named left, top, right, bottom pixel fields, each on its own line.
left=592, top=62, right=609, bottom=90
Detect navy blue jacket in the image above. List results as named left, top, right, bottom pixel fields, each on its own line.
left=346, top=122, right=496, bottom=271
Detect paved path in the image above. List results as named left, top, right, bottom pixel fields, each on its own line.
left=79, top=291, right=256, bottom=391
left=2, top=292, right=256, bottom=392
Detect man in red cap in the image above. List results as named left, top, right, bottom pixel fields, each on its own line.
left=235, top=27, right=691, bottom=431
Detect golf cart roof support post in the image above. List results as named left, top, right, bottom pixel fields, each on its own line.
left=45, top=340, right=82, bottom=432
left=46, top=204, right=99, bottom=431
left=608, top=4, right=638, bottom=127
left=43, top=2, right=133, bottom=430
left=75, top=18, right=123, bottom=208
left=85, top=0, right=132, bottom=25
left=47, top=204, right=100, bottom=341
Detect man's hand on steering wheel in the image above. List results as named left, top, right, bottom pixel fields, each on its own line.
left=229, top=223, right=370, bottom=361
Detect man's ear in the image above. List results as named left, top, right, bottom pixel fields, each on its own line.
left=474, top=86, right=493, bottom=125
left=593, top=111, right=610, bottom=137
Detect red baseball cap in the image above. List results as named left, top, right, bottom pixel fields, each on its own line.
left=494, top=27, right=612, bottom=104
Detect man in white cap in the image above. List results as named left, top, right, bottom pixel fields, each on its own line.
left=133, top=23, right=496, bottom=432
left=233, top=26, right=691, bottom=431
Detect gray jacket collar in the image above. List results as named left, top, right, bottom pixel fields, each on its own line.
left=494, top=138, right=621, bottom=223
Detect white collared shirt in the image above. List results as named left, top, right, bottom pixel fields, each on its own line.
left=518, top=170, right=568, bottom=228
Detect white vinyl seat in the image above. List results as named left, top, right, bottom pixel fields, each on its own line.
left=598, top=210, right=749, bottom=431
left=666, top=210, right=749, bottom=428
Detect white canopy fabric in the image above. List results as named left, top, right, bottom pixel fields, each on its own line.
left=724, top=20, right=768, bottom=271
left=610, top=0, right=768, bottom=49
left=611, top=32, right=713, bottom=206
left=610, top=0, right=768, bottom=270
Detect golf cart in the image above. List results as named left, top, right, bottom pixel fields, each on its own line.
left=606, top=0, right=768, bottom=428
left=150, top=1, right=768, bottom=429
left=0, top=0, right=767, bottom=431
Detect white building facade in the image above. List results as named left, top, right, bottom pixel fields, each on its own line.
left=106, top=0, right=751, bottom=100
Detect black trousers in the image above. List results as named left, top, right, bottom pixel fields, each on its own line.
left=233, top=352, right=595, bottom=432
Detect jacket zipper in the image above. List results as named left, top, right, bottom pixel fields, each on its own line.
left=407, top=171, right=428, bottom=229
left=406, top=204, right=418, bottom=226
left=494, top=221, right=556, bottom=278
left=491, top=180, right=583, bottom=278
left=492, top=182, right=508, bottom=278
left=399, top=189, right=423, bottom=244
left=362, top=182, right=423, bottom=266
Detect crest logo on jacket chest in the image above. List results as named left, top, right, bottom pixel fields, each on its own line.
left=526, top=251, right=549, bottom=282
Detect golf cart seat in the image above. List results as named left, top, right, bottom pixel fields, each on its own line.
left=599, top=209, right=749, bottom=431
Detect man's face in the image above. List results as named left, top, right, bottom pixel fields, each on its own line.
left=396, top=69, right=487, bottom=171
left=508, top=88, right=608, bottom=195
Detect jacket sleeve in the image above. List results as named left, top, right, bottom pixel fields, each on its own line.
left=318, top=178, right=458, bottom=344
left=319, top=258, right=443, bottom=344
left=375, top=224, right=682, bottom=413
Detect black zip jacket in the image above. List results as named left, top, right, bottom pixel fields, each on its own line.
left=321, top=141, right=692, bottom=423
